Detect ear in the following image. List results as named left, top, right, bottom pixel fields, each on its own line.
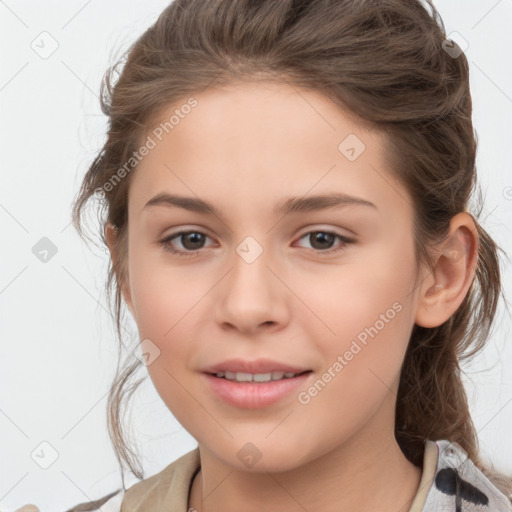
left=104, top=221, right=135, bottom=317
left=415, top=212, right=479, bottom=328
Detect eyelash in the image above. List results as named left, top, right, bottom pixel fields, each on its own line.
left=158, top=229, right=354, bottom=258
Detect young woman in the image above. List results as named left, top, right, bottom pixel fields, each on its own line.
left=19, top=1, right=512, bottom=511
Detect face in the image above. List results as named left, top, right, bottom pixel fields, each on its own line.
left=120, top=80, right=423, bottom=472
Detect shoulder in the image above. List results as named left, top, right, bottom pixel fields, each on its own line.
left=59, top=487, right=126, bottom=512
left=422, top=439, right=512, bottom=511
left=63, top=448, right=200, bottom=512
left=120, top=448, right=201, bottom=510
left=89, top=489, right=125, bottom=512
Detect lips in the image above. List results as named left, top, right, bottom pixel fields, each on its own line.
left=202, top=371, right=313, bottom=408
left=201, top=357, right=314, bottom=408
left=202, top=358, right=311, bottom=375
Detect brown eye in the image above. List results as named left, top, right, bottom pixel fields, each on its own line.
left=295, top=230, right=353, bottom=255
left=159, top=230, right=213, bottom=257
left=178, top=232, right=206, bottom=250
left=308, top=232, right=336, bottom=250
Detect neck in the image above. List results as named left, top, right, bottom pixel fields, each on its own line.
left=188, top=428, right=422, bottom=512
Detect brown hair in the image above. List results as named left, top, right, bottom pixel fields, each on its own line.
left=69, top=0, right=512, bottom=507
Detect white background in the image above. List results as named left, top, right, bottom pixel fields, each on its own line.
left=1, top=1, right=511, bottom=510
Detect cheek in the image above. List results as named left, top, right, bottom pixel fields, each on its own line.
left=127, top=253, right=208, bottom=406
left=319, top=247, right=415, bottom=341
left=297, top=299, right=413, bottom=448
left=316, top=300, right=411, bottom=408
left=128, top=246, right=210, bottom=340
left=313, top=245, right=417, bottom=397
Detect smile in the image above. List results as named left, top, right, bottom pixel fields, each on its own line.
left=203, top=371, right=313, bottom=409
left=212, top=370, right=310, bottom=382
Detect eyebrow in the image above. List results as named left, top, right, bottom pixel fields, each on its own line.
left=143, top=192, right=377, bottom=218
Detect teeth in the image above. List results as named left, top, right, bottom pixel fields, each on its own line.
left=253, top=373, right=272, bottom=382
left=235, top=372, right=253, bottom=382
left=215, top=371, right=301, bottom=382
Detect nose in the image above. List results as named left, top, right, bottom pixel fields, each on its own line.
left=214, top=241, right=290, bottom=336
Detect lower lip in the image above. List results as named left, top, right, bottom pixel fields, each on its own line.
left=203, top=372, right=312, bottom=409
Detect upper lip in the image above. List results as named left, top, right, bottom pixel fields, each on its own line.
left=202, top=358, right=311, bottom=374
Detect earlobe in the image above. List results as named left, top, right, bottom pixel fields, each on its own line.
left=104, top=222, right=135, bottom=317
left=415, top=212, right=478, bottom=328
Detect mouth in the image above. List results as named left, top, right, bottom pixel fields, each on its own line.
left=206, top=370, right=312, bottom=382
left=202, top=370, right=314, bottom=409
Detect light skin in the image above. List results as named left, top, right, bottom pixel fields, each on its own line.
left=105, top=80, right=478, bottom=512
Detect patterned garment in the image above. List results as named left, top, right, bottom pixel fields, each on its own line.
left=421, top=440, right=512, bottom=511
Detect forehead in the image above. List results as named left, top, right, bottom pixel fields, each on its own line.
left=145, top=79, right=379, bottom=148
left=128, top=80, right=407, bottom=219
